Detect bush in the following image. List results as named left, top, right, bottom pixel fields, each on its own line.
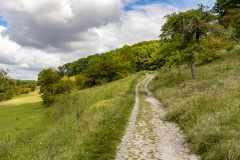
left=23, top=89, right=30, bottom=94
left=38, top=68, right=75, bottom=107
left=30, top=84, right=36, bottom=92
left=75, top=74, right=87, bottom=89
left=38, top=68, right=61, bottom=107
left=4, top=90, right=14, bottom=100
left=53, top=79, right=74, bottom=95
left=0, top=93, right=5, bottom=101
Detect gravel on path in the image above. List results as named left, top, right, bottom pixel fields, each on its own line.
left=115, top=74, right=199, bottom=160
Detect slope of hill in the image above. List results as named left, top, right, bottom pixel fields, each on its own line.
left=0, top=72, right=144, bottom=159
left=149, top=47, right=240, bottom=159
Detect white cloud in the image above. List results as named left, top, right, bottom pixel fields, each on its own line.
left=0, top=0, right=122, bottom=52
left=0, top=26, right=62, bottom=79
left=94, top=3, right=178, bottom=48
left=0, top=25, right=113, bottom=80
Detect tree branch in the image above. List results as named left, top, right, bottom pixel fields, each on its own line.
left=232, top=36, right=240, bottom=45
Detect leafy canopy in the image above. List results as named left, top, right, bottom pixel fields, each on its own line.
left=159, top=5, right=225, bottom=79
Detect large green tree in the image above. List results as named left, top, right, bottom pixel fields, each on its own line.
left=160, top=5, right=224, bottom=79
left=213, top=0, right=240, bottom=44
left=213, top=0, right=240, bottom=17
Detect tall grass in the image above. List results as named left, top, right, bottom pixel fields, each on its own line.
left=0, top=72, right=144, bottom=159
left=149, top=48, right=240, bottom=159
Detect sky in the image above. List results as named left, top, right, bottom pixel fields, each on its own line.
left=0, top=0, right=216, bottom=80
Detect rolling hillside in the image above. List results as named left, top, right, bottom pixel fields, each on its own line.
left=149, top=47, right=240, bottom=159
left=0, top=72, right=144, bottom=159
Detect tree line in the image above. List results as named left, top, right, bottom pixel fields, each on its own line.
left=38, top=1, right=240, bottom=107
left=0, top=68, right=37, bottom=101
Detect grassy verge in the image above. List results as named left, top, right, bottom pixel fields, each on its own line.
left=149, top=48, right=240, bottom=159
left=0, top=72, right=145, bottom=159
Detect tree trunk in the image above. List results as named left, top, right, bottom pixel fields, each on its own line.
left=196, top=32, right=200, bottom=44
left=190, top=62, right=196, bottom=79
left=232, top=36, right=240, bottom=45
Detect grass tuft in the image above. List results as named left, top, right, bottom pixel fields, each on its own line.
left=149, top=48, right=240, bottom=159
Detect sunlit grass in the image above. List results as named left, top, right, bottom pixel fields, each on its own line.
left=0, top=72, right=145, bottom=159
left=0, top=88, right=41, bottom=106
left=149, top=48, right=240, bottom=159
left=0, top=88, right=43, bottom=138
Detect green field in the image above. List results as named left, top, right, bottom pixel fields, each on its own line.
left=0, top=89, right=43, bottom=139
left=149, top=47, right=240, bottom=159
left=0, top=72, right=144, bottom=159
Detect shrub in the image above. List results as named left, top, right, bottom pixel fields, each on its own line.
left=4, top=90, right=14, bottom=100
left=38, top=68, right=61, bottom=107
left=38, top=68, right=75, bottom=107
left=53, top=79, right=74, bottom=95
left=75, top=74, right=87, bottom=89
left=0, top=93, right=5, bottom=101
left=30, top=84, right=37, bottom=92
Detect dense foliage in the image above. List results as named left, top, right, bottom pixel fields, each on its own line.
left=38, top=68, right=73, bottom=107
left=159, top=5, right=226, bottom=79
left=58, top=40, right=160, bottom=79
left=213, top=0, right=240, bottom=43
left=38, top=41, right=161, bottom=106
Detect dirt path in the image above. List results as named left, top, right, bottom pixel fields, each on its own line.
left=115, top=74, right=199, bottom=160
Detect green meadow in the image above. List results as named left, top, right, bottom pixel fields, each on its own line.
left=149, top=47, right=240, bottom=159
left=0, top=89, right=43, bottom=140
left=0, top=72, right=144, bottom=159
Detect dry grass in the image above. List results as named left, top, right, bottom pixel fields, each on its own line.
left=149, top=48, right=240, bottom=159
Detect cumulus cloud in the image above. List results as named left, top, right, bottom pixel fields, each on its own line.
left=0, top=25, right=113, bottom=80
left=94, top=3, right=178, bottom=48
left=0, top=0, right=122, bottom=52
left=0, top=27, right=61, bottom=67
left=0, top=26, right=62, bottom=78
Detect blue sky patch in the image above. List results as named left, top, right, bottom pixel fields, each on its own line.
left=0, top=16, right=8, bottom=27
left=124, top=0, right=184, bottom=11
